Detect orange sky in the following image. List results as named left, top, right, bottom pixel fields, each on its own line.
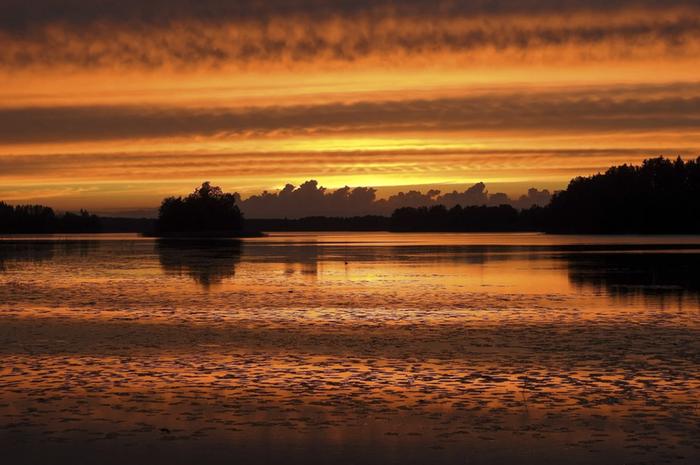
left=1, top=0, right=699, bottom=212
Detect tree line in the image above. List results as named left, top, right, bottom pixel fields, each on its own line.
left=0, top=202, right=100, bottom=234
left=2, top=157, right=699, bottom=235
left=389, top=157, right=700, bottom=233
left=544, top=156, right=700, bottom=233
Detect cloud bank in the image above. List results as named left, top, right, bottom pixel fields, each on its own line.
left=1, top=1, right=699, bottom=70
left=235, top=180, right=551, bottom=218
left=4, top=0, right=698, bottom=29
left=2, top=83, right=699, bottom=144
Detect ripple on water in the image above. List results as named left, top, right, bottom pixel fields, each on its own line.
left=1, top=233, right=699, bottom=464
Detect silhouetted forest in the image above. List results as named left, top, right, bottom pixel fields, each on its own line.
left=100, top=217, right=155, bottom=234
left=0, top=202, right=100, bottom=234
left=390, top=205, right=526, bottom=232
left=543, top=157, right=700, bottom=233
left=156, top=182, right=245, bottom=236
left=248, top=216, right=389, bottom=232
left=389, top=157, right=700, bottom=233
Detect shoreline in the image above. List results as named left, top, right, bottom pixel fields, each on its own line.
left=142, top=230, right=266, bottom=239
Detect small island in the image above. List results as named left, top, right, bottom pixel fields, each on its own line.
left=153, top=182, right=263, bottom=238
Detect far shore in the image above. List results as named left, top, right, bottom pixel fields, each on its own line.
left=142, top=230, right=266, bottom=239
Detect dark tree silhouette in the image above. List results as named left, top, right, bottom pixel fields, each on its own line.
left=247, top=215, right=389, bottom=231
left=58, top=210, right=102, bottom=233
left=156, top=182, right=244, bottom=236
left=543, top=156, right=700, bottom=233
left=387, top=157, right=700, bottom=233
left=390, top=204, right=522, bottom=232
left=0, top=202, right=100, bottom=234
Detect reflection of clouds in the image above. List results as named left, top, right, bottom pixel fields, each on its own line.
left=156, top=239, right=241, bottom=289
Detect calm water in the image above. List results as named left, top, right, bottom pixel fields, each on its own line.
left=1, top=233, right=699, bottom=464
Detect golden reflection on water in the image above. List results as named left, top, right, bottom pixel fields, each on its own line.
left=1, top=233, right=699, bottom=464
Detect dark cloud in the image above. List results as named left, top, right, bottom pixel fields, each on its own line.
left=1, top=84, right=699, bottom=144
left=1, top=148, right=683, bottom=181
left=1, top=1, right=697, bottom=30
left=239, top=181, right=378, bottom=218
left=0, top=1, right=698, bottom=69
left=235, top=180, right=551, bottom=218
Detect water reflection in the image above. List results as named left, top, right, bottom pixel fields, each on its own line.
left=0, top=240, right=98, bottom=271
left=239, top=241, right=700, bottom=301
left=2, top=234, right=700, bottom=464
left=156, top=239, right=241, bottom=289
left=0, top=235, right=700, bottom=301
left=566, top=251, right=700, bottom=299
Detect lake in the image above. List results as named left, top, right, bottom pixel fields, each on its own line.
left=1, top=232, right=699, bottom=464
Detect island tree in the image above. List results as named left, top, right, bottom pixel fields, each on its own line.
left=156, top=182, right=244, bottom=236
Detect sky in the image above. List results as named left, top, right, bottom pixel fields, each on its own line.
left=1, top=0, right=699, bottom=215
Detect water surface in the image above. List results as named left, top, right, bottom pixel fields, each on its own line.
left=1, top=233, right=699, bottom=464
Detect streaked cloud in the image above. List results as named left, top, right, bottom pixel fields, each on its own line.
left=1, top=83, right=699, bottom=144
left=2, top=4, right=699, bottom=70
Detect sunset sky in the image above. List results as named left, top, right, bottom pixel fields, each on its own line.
left=2, top=0, right=700, bottom=214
